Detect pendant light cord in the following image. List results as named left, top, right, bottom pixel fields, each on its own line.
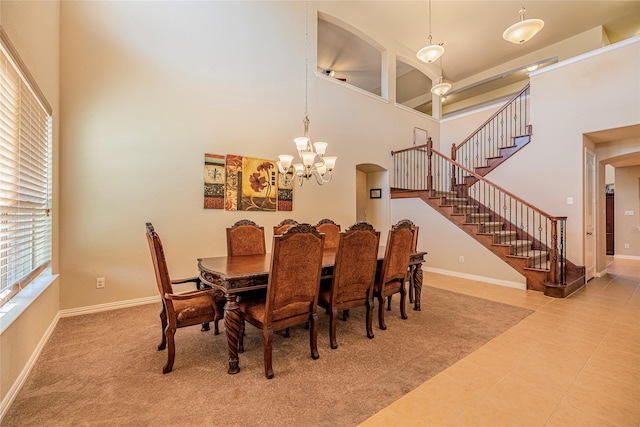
left=304, top=0, right=309, bottom=118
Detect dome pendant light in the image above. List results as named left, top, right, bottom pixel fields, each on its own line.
left=430, top=55, right=451, bottom=97
left=503, top=1, right=544, bottom=44
left=416, top=0, right=444, bottom=63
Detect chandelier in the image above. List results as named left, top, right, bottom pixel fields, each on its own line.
left=503, top=1, right=544, bottom=44
left=416, top=0, right=444, bottom=63
left=430, top=55, right=451, bottom=96
left=278, top=0, right=337, bottom=186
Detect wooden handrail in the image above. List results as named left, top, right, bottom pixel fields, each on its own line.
left=391, top=143, right=429, bottom=156
left=430, top=146, right=564, bottom=221
left=453, top=84, right=530, bottom=151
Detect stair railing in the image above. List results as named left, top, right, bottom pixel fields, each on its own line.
left=392, top=139, right=567, bottom=285
left=451, top=84, right=531, bottom=176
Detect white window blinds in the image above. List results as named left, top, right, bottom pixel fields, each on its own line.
left=0, top=28, right=52, bottom=306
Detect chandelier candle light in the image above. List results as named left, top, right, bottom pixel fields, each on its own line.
left=503, top=0, right=544, bottom=44
left=278, top=0, right=337, bottom=186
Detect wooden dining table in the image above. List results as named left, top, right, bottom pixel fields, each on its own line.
left=198, top=247, right=427, bottom=374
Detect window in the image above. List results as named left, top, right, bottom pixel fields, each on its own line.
left=0, top=28, right=52, bottom=307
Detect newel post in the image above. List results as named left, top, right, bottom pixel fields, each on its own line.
left=426, top=137, right=433, bottom=192
left=450, top=143, right=457, bottom=190
left=549, top=218, right=559, bottom=284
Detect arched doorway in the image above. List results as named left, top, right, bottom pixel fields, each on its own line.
left=356, top=163, right=389, bottom=236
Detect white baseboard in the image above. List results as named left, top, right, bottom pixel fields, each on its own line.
left=0, top=311, right=60, bottom=422
left=423, top=266, right=526, bottom=290
left=613, top=254, right=640, bottom=261
left=59, top=295, right=160, bottom=318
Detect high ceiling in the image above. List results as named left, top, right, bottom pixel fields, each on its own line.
left=317, top=1, right=640, bottom=111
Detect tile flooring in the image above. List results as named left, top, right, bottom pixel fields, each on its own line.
left=359, top=258, right=640, bottom=426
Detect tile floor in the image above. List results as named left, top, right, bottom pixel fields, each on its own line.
left=360, top=258, right=640, bottom=427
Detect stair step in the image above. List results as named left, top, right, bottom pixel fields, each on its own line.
left=432, top=190, right=456, bottom=197
left=509, top=240, right=534, bottom=255
left=444, top=197, right=468, bottom=205
left=480, top=222, right=503, bottom=233
left=510, top=250, right=548, bottom=267
left=492, top=230, right=517, bottom=244
left=455, top=205, right=479, bottom=213
left=468, top=213, right=491, bottom=223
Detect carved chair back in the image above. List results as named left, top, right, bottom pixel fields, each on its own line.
left=226, top=219, right=266, bottom=256
left=315, top=218, right=341, bottom=249
left=273, top=218, right=298, bottom=236
left=318, top=222, right=380, bottom=348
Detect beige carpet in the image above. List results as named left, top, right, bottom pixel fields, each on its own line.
left=2, top=286, right=532, bottom=427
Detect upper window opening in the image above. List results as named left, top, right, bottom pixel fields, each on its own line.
left=396, top=60, right=432, bottom=116
left=317, top=15, right=382, bottom=96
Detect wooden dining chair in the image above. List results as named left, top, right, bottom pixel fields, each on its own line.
left=145, top=222, right=224, bottom=374
left=386, top=220, right=420, bottom=308
left=318, top=222, right=380, bottom=349
left=226, top=219, right=266, bottom=256
left=273, top=218, right=298, bottom=235
left=315, top=218, right=341, bottom=250
left=238, top=223, right=325, bottom=379
left=374, top=219, right=416, bottom=330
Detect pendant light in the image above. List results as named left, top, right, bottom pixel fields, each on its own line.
left=503, top=1, right=544, bottom=44
left=416, top=0, right=444, bottom=63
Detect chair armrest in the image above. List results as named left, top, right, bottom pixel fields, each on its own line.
left=164, top=289, right=210, bottom=301
left=170, top=277, right=200, bottom=286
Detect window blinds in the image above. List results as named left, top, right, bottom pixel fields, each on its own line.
left=0, top=29, right=52, bottom=305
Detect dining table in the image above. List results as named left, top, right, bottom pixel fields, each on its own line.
left=198, top=247, right=427, bottom=374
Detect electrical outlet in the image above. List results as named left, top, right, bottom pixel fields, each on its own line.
left=459, top=256, right=464, bottom=263
left=624, top=244, right=630, bottom=249
left=96, top=277, right=105, bottom=289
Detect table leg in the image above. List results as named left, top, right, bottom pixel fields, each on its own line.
left=223, top=294, right=242, bottom=374
left=413, top=264, right=424, bottom=311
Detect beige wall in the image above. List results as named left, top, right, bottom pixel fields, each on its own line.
left=58, top=1, right=436, bottom=310
left=0, top=0, right=60, bottom=411
left=614, top=166, right=640, bottom=257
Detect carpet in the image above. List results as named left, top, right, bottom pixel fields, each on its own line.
left=2, top=286, right=532, bottom=427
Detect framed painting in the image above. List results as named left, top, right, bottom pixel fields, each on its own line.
left=204, top=153, right=225, bottom=209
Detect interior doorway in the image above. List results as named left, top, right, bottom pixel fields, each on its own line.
left=355, top=164, right=389, bottom=236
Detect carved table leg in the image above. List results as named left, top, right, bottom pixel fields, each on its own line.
left=413, top=264, right=424, bottom=311
left=224, top=294, right=242, bottom=374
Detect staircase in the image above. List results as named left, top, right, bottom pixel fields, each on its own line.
left=391, top=85, right=585, bottom=297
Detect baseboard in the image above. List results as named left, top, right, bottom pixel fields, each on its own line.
left=613, top=254, right=640, bottom=261
left=423, top=266, right=526, bottom=290
left=0, top=311, right=60, bottom=422
left=59, top=295, right=160, bottom=318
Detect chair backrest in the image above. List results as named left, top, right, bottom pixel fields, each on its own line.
left=394, top=219, right=419, bottom=251
left=378, top=220, right=415, bottom=292
left=315, top=218, right=341, bottom=249
left=266, top=224, right=324, bottom=323
left=226, top=219, right=266, bottom=256
left=145, top=223, right=174, bottom=304
left=331, top=222, right=380, bottom=304
left=273, top=218, right=298, bottom=235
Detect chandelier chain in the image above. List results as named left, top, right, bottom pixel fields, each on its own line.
left=304, top=0, right=309, bottom=118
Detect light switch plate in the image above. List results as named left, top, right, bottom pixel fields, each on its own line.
left=624, top=210, right=634, bottom=216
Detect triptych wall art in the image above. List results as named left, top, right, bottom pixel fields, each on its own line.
left=204, top=153, right=293, bottom=212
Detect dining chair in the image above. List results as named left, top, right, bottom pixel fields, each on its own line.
left=374, top=219, right=416, bottom=330
left=238, top=223, right=325, bottom=379
left=145, top=222, right=224, bottom=374
left=386, top=219, right=420, bottom=308
left=226, top=219, right=266, bottom=256
left=318, top=222, right=380, bottom=349
left=315, top=218, right=341, bottom=250
left=273, top=218, right=298, bottom=235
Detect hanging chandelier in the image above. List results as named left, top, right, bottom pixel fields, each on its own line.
left=503, top=1, right=544, bottom=44
left=430, top=55, right=451, bottom=96
left=278, top=0, right=337, bottom=186
left=416, top=0, right=444, bottom=63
